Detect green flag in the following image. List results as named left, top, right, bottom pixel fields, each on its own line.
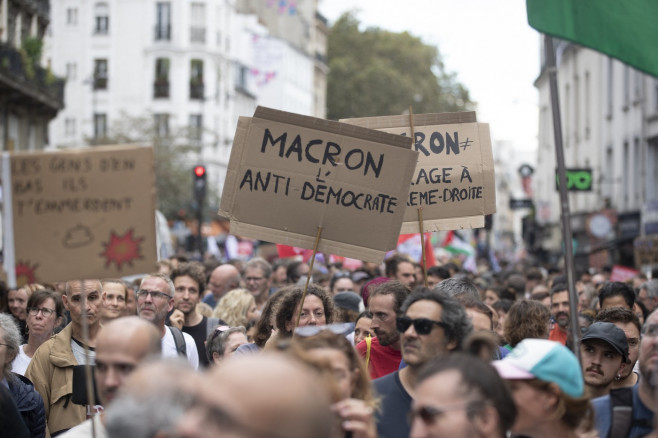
left=526, top=0, right=658, bottom=78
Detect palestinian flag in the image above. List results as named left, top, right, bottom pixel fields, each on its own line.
left=441, top=231, right=475, bottom=257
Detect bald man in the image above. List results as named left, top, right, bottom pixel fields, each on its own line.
left=175, top=353, right=334, bottom=438
left=59, top=317, right=161, bottom=438
left=202, top=264, right=241, bottom=308
left=26, top=279, right=104, bottom=436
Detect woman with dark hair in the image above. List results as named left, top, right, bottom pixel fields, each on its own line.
left=274, top=284, right=333, bottom=338
left=494, top=339, right=594, bottom=437
left=12, top=290, right=64, bottom=376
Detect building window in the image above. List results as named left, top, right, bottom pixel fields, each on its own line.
left=154, top=58, right=170, bottom=98
left=66, top=8, right=78, bottom=26
left=94, top=113, right=107, bottom=139
left=66, top=62, right=77, bottom=80
left=155, top=2, right=171, bottom=40
left=65, top=118, right=76, bottom=136
left=93, top=59, right=108, bottom=90
left=190, top=59, right=204, bottom=100
left=94, top=3, right=109, bottom=34
left=154, top=114, right=169, bottom=138
left=189, top=114, right=202, bottom=140
left=190, top=3, right=206, bottom=43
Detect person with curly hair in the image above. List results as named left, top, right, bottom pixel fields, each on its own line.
left=212, top=288, right=259, bottom=328
left=274, top=284, right=333, bottom=338
left=503, top=300, right=551, bottom=351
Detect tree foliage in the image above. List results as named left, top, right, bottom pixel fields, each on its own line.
left=327, top=13, right=475, bottom=120
left=90, top=113, right=205, bottom=219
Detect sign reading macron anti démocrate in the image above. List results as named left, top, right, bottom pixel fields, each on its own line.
left=219, top=106, right=418, bottom=263
left=340, top=112, right=496, bottom=233
left=2, top=145, right=157, bottom=286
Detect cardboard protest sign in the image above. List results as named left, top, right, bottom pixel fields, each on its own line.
left=2, top=145, right=157, bottom=286
left=341, top=112, right=496, bottom=234
left=219, top=106, right=418, bottom=262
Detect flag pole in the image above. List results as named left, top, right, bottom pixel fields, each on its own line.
left=294, top=226, right=323, bottom=329
left=544, top=35, right=581, bottom=363
left=409, top=106, right=428, bottom=287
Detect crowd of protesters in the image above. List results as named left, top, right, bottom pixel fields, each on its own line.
left=1, top=251, right=657, bottom=438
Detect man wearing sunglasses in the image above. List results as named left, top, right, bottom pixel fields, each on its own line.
left=136, top=273, right=199, bottom=369
left=373, top=288, right=473, bottom=438
left=409, top=353, right=516, bottom=438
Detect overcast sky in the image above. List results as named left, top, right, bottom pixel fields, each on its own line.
left=318, top=0, right=540, bottom=166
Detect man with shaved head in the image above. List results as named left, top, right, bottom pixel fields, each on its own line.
left=26, top=279, right=104, bottom=436
left=59, top=317, right=161, bottom=437
left=175, top=353, right=334, bottom=438
left=202, top=264, right=241, bottom=308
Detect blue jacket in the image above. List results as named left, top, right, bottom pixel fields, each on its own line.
left=8, top=373, right=46, bottom=438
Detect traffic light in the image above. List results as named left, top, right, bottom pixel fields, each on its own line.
left=193, top=165, right=206, bottom=200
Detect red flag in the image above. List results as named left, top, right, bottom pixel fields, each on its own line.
left=397, top=233, right=436, bottom=268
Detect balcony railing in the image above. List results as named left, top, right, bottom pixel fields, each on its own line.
left=0, top=42, right=65, bottom=110
left=154, top=80, right=170, bottom=98
left=155, top=25, right=171, bottom=41
left=190, top=82, right=204, bottom=100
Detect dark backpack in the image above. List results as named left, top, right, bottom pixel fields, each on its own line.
left=609, top=387, right=633, bottom=438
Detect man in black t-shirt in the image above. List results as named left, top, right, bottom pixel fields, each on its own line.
left=169, top=262, right=222, bottom=367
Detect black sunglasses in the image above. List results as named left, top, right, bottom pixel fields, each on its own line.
left=396, top=316, right=447, bottom=335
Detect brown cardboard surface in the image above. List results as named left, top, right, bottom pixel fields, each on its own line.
left=9, top=145, right=157, bottom=285
left=219, top=106, right=418, bottom=263
left=341, top=112, right=496, bottom=234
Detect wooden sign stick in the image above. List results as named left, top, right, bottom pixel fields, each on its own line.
left=418, top=208, right=428, bottom=287
left=293, top=226, right=323, bottom=329
left=409, top=106, right=428, bottom=287
left=79, top=279, right=97, bottom=438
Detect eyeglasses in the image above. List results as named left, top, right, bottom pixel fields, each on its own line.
left=28, top=307, right=56, bottom=317
left=409, top=401, right=483, bottom=425
left=294, top=322, right=355, bottom=337
left=136, top=289, right=171, bottom=300
left=209, top=325, right=231, bottom=344
left=244, top=276, right=265, bottom=282
left=396, top=316, right=447, bottom=335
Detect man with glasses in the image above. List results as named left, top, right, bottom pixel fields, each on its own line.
left=26, top=279, right=104, bottom=436
left=373, top=288, right=473, bottom=438
left=356, top=280, right=409, bottom=379
left=593, top=309, right=658, bottom=438
left=409, top=354, right=516, bottom=438
left=136, top=273, right=199, bottom=369
left=169, top=262, right=222, bottom=367
left=243, top=257, right=274, bottom=310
